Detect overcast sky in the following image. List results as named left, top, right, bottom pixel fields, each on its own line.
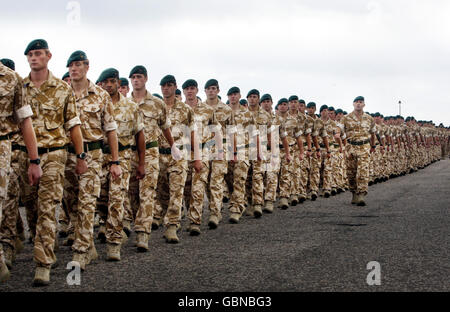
left=2, top=0, right=449, bottom=125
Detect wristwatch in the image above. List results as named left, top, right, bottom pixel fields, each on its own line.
left=30, top=158, right=41, bottom=165
left=76, top=152, right=87, bottom=160
left=109, top=161, right=120, bottom=166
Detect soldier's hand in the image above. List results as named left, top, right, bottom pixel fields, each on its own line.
left=28, top=164, right=43, bottom=186
left=110, top=164, right=122, bottom=180
left=286, top=153, right=292, bottom=163
left=75, top=159, right=88, bottom=176
left=194, top=160, right=203, bottom=173
left=136, top=164, right=145, bottom=180
left=306, top=150, right=311, bottom=158
left=298, top=152, right=304, bottom=161
left=339, top=147, right=343, bottom=154
left=316, top=151, right=321, bottom=159
left=370, top=147, right=376, bottom=154
left=171, top=145, right=183, bottom=161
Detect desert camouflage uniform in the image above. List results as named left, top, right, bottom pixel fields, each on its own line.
left=297, top=113, right=314, bottom=200
left=323, top=119, right=340, bottom=193
left=64, top=80, right=117, bottom=257
left=341, top=112, right=376, bottom=196
left=264, top=112, right=282, bottom=203
left=98, top=93, right=142, bottom=245
left=22, top=70, right=80, bottom=268
left=309, top=116, right=327, bottom=197
left=334, top=119, right=347, bottom=191
left=154, top=100, right=194, bottom=228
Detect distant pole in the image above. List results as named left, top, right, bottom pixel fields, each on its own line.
left=398, top=100, right=402, bottom=116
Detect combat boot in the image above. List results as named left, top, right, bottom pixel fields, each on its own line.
left=188, top=223, right=201, bottom=236
left=357, top=194, right=367, bottom=207
left=351, top=192, right=358, bottom=205
left=229, top=212, right=241, bottom=224
left=106, top=243, right=121, bottom=262
left=331, top=188, right=337, bottom=196
left=136, top=232, right=150, bottom=252
left=323, top=190, right=331, bottom=198
left=121, top=230, right=128, bottom=246
left=298, top=195, right=306, bottom=204
left=222, top=196, right=229, bottom=203
left=279, top=197, right=289, bottom=210
left=253, top=205, right=263, bottom=218
left=58, top=221, right=69, bottom=238
left=72, top=252, right=87, bottom=271
left=88, top=243, right=98, bottom=263
left=63, top=232, right=75, bottom=246
left=208, top=215, right=220, bottom=229
left=289, top=195, right=298, bottom=206
left=97, top=225, right=106, bottom=244
left=310, top=192, right=318, bottom=201
left=263, top=201, right=274, bottom=214
left=123, top=220, right=132, bottom=238
left=0, top=260, right=10, bottom=283
left=245, top=204, right=254, bottom=217
left=3, top=245, right=14, bottom=269
left=32, top=266, right=50, bottom=287
left=152, top=218, right=162, bottom=230
left=164, top=225, right=179, bottom=244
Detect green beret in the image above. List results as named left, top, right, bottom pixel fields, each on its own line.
left=0, top=58, right=15, bottom=71
left=66, top=50, right=88, bottom=67
left=97, top=68, right=119, bottom=83
left=129, top=65, right=147, bottom=78
left=354, top=96, right=365, bottom=103
left=306, top=102, right=316, bottom=108
left=218, top=95, right=221, bottom=100
left=328, top=106, right=335, bottom=112
left=374, top=112, right=381, bottom=117
left=275, top=104, right=279, bottom=110
left=205, top=79, right=219, bottom=89
left=62, top=72, right=70, bottom=80
left=405, top=117, right=411, bottom=122
left=336, top=109, right=344, bottom=115
left=277, top=98, right=288, bottom=105
left=119, top=78, right=129, bottom=87
left=160, top=75, right=176, bottom=86
left=320, top=105, right=328, bottom=113
left=227, top=86, right=240, bottom=96
left=24, top=39, right=48, bottom=55
left=260, top=94, right=272, bottom=103
left=176, top=89, right=182, bottom=95
left=226, top=100, right=230, bottom=105
left=343, top=111, right=348, bottom=115
left=152, top=93, right=163, bottom=100
left=288, top=95, right=299, bottom=102
left=240, top=99, right=248, bottom=106
left=182, top=79, right=198, bottom=89
left=299, top=99, right=306, bottom=104
left=246, top=89, right=260, bottom=98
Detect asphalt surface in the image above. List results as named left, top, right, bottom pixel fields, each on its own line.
left=1, top=159, right=449, bottom=292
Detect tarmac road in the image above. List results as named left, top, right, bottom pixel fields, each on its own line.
left=1, top=159, right=449, bottom=292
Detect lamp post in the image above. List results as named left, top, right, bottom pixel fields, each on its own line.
left=398, top=100, right=402, bottom=116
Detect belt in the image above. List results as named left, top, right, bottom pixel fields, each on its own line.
left=279, top=144, right=296, bottom=149
left=333, top=144, right=340, bottom=148
left=0, top=133, right=13, bottom=141
left=159, top=145, right=184, bottom=155
left=12, top=144, right=22, bottom=152
left=319, top=144, right=326, bottom=148
left=131, top=141, right=159, bottom=151
left=348, top=139, right=370, bottom=146
left=68, top=141, right=104, bottom=154
left=37, top=145, right=67, bottom=155
left=103, top=144, right=132, bottom=154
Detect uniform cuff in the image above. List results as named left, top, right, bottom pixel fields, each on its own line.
left=16, top=105, right=33, bottom=122
left=65, top=116, right=82, bottom=131
left=104, top=121, right=118, bottom=132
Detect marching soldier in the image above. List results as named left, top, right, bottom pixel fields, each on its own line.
left=118, top=77, right=130, bottom=97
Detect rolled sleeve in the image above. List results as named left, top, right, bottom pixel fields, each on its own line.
left=104, top=121, right=118, bottom=132
left=65, top=116, right=81, bottom=131
left=16, top=105, right=33, bottom=122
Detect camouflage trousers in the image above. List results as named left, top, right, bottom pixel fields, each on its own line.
left=308, top=151, right=321, bottom=195
left=319, top=149, right=333, bottom=192
left=123, top=153, right=139, bottom=226
left=245, top=160, right=265, bottom=207
left=0, top=149, right=24, bottom=251
left=207, top=159, right=228, bottom=220
left=97, top=149, right=132, bottom=245
left=264, top=153, right=281, bottom=202
left=184, top=154, right=210, bottom=225
left=290, top=146, right=301, bottom=198
left=225, top=160, right=250, bottom=214
left=346, top=144, right=370, bottom=196
left=0, top=139, right=11, bottom=261
left=63, top=149, right=102, bottom=254
left=154, top=154, right=188, bottom=227
left=22, top=149, right=67, bottom=267
left=334, top=150, right=346, bottom=190
left=278, top=148, right=294, bottom=199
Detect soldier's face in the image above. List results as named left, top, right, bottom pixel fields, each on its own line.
left=289, top=101, right=298, bottom=111
left=228, top=92, right=241, bottom=105
left=261, top=100, right=272, bottom=113
left=247, top=94, right=259, bottom=107
left=27, top=49, right=51, bottom=71
left=183, top=86, right=198, bottom=102
left=320, top=109, right=329, bottom=118
left=307, top=107, right=316, bottom=115
left=205, top=86, right=219, bottom=100
left=63, top=77, right=71, bottom=85
left=336, top=113, right=343, bottom=120
left=278, top=102, right=288, bottom=113
left=68, top=61, right=89, bottom=82
left=353, top=100, right=365, bottom=112
left=130, top=74, right=147, bottom=90
left=328, top=111, right=336, bottom=120
left=119, top=85, right=129, bottom=97
left=101, top=78, right=119, bottom=96
left=298, top=103, right=306, bottom=112
left=161, top=82, right=176, bottom=98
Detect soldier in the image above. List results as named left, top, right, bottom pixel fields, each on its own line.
left=118, top=77, right=130, bottom=97
left=97, top=68, right=145, bottom=260
left=126, top=66, right=178, bottom=251
left=0, top=58, right=15, bottom=71
left=153, top=75, right=194, bottom=243
left=182, top=79, right=220, bottom=235
left=340, top=96, right=377, bottom=206
left=21, top=39, right=85, bottom=285
left=63, top=50, right=121, bottom=271
left=245, top=89, right=272, bottom=218
left=0, top=58, right=41, bottom=283
left=175, top=88, right=182, bottom=102
left=62, top=72, right=71, bottom=85
left=239, top=99, right=249, bottom=110
left=204, top=79, right=233, bottom=229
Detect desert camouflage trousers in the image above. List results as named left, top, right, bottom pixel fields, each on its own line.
left=0, top=139, right=11, bottom=262
left=245, top=160, right=265, bottom=207
left=225, top=160, right=250, bottom=215
left=308, top=150, right=321, bottom=195
left=184, top=154, right=210, bottom=225
left=264, top=152, right=281, bottom=202
left=346, top=143, right=370, bottom=195
left=319, top=149, right=333, bottom=192
left=97, top=149, right=132, bottom=245
left=278, top=148, right=294, bottom=199
left=207, top=159, right=228, bottom=221
left=154, top=154, right=188, bottom=227
left=63, top=149, right=102, bottom=254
